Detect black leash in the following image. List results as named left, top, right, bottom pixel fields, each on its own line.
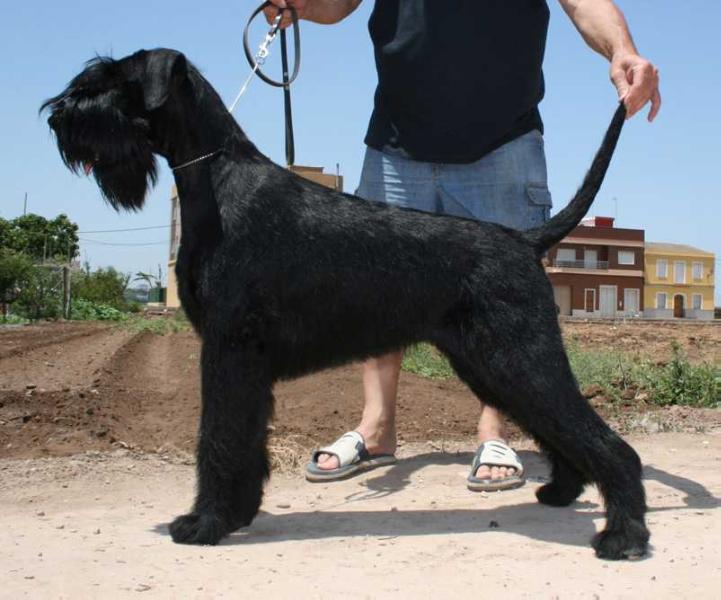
left=243, top=1, right=301, bottom=167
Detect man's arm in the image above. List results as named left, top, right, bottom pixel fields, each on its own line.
left=265, top=0, right=362, bottom=28
left=558, top=0, right=661, bottom=121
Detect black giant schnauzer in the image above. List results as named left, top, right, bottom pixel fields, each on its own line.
left=42, top=49, right=649, bottom=559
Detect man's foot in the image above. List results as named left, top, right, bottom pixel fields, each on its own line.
left=314, top=423, right=396, bottom=471
left=467, top=439, right=525, bottom=492
left=305, top=431, right=396, bottom=482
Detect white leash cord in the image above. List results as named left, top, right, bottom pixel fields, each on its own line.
left=228, top=12, right=283, bottom=114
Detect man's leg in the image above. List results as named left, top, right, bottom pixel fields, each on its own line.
left=315, top=351, right=401, bottom=470
left=313, top=147, right=435, bottom=472
left=437, top=128, right=553, bottom=485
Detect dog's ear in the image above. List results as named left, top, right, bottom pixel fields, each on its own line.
left=143, top=50, right=188, bottom=112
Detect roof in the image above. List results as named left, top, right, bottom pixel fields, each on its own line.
left=645, top=242, right=715, bottom=257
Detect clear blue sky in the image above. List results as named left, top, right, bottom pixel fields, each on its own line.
left=1, top=1, right=719, bottom=301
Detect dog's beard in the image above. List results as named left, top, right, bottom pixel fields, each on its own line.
left=43, top=88, right=157, bottom=212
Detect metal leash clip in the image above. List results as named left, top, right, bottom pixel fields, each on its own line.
left=255, top=13, right=283, bottom=66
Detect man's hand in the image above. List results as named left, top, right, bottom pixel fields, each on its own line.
left=263, top=0, right=360, bottom=27
left=559, top=0, right=661, bottom=122
left=610, top=52, right=661, bottom=122
left=264, top=0, right=308, bottom=29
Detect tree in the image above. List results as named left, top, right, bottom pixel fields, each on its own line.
left=72, top=266, right=132, bottom=310
left=16, top=266, right=62, bottom=321
left=0, top=214, right=79, bottom=263
left=0, top=249, right=33, bottom=319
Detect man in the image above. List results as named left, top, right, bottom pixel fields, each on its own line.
left=266, top=0, right=660, bottom=489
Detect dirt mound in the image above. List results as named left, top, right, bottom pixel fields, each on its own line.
left=1, top=320, right=719, bottom=461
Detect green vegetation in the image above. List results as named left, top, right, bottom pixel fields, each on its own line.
left=0, top=214, right=79, bottom=262
left=121, top=315, right=190, bottom=335
left=72, top=264, right=133, bottom=311
left=401, top=343, right=455, bottom=380
left=70, top=298, right=129, bottom=321
left=402, top=341, right=720, bottom=409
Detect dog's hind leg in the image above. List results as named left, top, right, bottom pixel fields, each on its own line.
left=169, top=331, right=272, bottom=545
left=435, top=321, right=649, bottom=560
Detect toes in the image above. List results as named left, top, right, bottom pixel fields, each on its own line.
left=592, top=523, right=650, bottom=561
left=169, top=512, right=228, bottom=545
left=475, top=465, right=491, bottom=479
left=317, top=453, right=340, bottom=471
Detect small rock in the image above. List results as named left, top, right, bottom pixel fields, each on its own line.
left=56, top=524, right=65, bottom=530
left=26, top=384, right=37, bottom=390
left=488, top=520, right=499, bottom=529
left=276, top=503, right=291, bottom=509
left=94, top=529, right=101, bottom=535
left=36, top=511, right=45, bottom=517
left=135, top=584, right=152, bottom=592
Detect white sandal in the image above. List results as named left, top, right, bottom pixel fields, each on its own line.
left=305, top=431, right=396, bottom=482
left=467, top=439, right=525, bottom=491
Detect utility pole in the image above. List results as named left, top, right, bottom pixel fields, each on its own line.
left=23, top=192, right=27, bottom=216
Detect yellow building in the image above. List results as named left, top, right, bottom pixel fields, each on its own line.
left=166, top=167, right=343, bottom=309
left=644, top=242, right=715, bottom=320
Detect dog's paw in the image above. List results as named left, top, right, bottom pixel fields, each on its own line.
left=169, top=512, right=229, bottom=545
left=592, top=522, right=650, bottom=560
left=535, top=482, right=582, bottom=507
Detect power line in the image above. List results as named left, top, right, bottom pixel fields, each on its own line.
left=79, top=238, right=168, bottom=247
left=78, top=225, right=170, bottom=233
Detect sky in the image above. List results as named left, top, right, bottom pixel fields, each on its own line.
left=1, top=1, right=719, bottom=301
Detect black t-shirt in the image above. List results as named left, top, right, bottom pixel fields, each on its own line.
left=365, top=0, right=550, bottom=163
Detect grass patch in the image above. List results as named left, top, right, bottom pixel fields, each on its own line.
left=0, top=314, right=30, bottom=325
left=121, top=315, right=191, bottom=336
left=402, top=344, right=454, bottom=380
left=403, top=341, right=720, bottom=408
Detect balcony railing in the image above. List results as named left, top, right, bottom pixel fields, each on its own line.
left=553, top=259, right=609, bottom=270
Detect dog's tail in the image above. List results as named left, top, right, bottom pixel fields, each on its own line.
left=523, top=103, right=627, bottom=254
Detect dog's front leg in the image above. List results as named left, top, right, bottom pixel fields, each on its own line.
left=170, top=331, right=272, bottom=545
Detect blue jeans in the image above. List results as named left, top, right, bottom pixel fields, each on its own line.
left=357, top=130, right=552, bottom=230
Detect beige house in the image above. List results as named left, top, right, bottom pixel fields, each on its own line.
left=644, top=242, right=715, bottom=320
left=166, top=166, right=343, bottom=309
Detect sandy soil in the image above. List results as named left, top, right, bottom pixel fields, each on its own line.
left=1, top=434, right=719, bottom=599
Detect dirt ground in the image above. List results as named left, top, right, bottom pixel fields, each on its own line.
left=0, top=435, right=719, bottom=598
left=1, top=319, right=719, bottom=460
left=0, top=319, right=719, bottom=598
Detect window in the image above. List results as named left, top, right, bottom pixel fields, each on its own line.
left=556, top=248, right=576, bottom=264
left=692, top=294, right=703, bottom=310
left=656, top=293, right=667, bottom=309
left=618, top=250, right=635, bottom=265
left=674, top=261, right=686, bottom=284
left=656, top=259, right=668, bottom=278
left=693, top=262, right=703, bottom=280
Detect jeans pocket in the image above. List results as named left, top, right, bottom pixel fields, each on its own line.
left=526, top=184, right=552, bottom=228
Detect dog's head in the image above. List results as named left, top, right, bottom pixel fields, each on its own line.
left=41, top=49, right=189, bottom=211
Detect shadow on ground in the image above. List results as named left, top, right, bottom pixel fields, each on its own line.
left=153, top=450, right=719, bottom=551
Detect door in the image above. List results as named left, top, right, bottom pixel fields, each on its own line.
left=584, top=289, right=596, bottom=313
left=584, top=249, right=598, bottom=269
left=673, top=295, right=685, bottom=318
left=624, top=288, right=640, bottom=315
left=599, top=285, right=617, bottom=318
left=553, top=286, right=571, bottom=316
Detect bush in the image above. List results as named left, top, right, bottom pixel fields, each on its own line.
left=70, top=298, right=128, bottom=321
left=72, top=266, right=132, bottom=311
